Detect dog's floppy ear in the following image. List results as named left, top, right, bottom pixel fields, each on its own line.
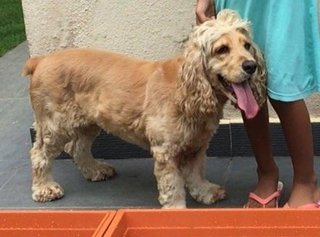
left=176, top=41, right=218, bottom=118
left=249, top=43, right=267, bottom=107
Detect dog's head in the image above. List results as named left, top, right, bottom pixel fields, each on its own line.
left=179, top=9, right=266, bottom=119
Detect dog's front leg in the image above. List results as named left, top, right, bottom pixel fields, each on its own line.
left=182, top=147, right=226, bottom=205
left=153, top=149, right=186, bottom=208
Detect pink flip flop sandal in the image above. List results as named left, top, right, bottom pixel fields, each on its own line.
left=283, top=200, right=320, bottom=209
left=244, top=181, right=283, bottom=208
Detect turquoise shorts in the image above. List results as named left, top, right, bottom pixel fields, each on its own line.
left=216, top=0, right=320, bottom=101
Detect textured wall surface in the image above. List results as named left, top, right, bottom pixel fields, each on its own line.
left=22, top=0, right=195, bottom=60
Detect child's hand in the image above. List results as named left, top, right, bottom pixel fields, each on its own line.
left=195, top=0, right=216, bottom=24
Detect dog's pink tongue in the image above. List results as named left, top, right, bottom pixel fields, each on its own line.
left=231, top=81, right=259, bottom=119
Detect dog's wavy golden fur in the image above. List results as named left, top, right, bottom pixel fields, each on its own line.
left=24, top=10, right=266, bottom=208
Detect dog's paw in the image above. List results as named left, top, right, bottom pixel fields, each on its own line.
left=161, top=203, right=186, bottom=209
left=81, top=161, right=116, bottom=181
left=32, top=182, right=64, bottom=202
left=189, top=182, right=226, bottom=205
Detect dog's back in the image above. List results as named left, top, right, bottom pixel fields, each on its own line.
left=24, top=49, right=181, bottom=148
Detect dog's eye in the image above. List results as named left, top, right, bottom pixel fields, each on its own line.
left=215, top=45, right=229, bottom=55
left=244, top=42, right=251, bottom=50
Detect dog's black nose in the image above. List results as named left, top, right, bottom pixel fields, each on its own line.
left=242, top=60, right=257, bottom=75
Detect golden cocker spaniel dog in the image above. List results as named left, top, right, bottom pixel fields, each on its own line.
left=24, top=10, right=266, bottom=208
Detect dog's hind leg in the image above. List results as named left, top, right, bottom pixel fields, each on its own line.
left=182, top=147, right=226, bottom=205
left=64, top=125, right=115, bottom=181
left=31, top=123, right=68, bottom=202
left=153, top=147, right=186, bottom=208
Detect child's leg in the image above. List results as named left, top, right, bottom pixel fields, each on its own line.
left=242, top=102, right=279, bottom=207
left=270, top=98, right=319, bottom=207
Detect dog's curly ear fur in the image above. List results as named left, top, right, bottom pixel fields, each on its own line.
left=176, top=41, right=218, bottom=118
left=250, top=43, right=267, bottom=107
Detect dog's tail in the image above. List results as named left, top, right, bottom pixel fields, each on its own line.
left=22, top=56, right=45, bottom=77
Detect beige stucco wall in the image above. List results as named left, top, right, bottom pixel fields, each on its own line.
left=22, top=0, right=195, bottom=60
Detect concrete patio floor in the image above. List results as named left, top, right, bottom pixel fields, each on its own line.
left=0, top=43, right=319, bottom=210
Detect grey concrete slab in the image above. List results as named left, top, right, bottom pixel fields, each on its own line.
left=0, top=157, right=232, bottom=209
left=0, top=99, right=33, bottom=163
left=222, top=156, right=257, bottom=207
left=2, top=157, right=318, bottom=209
left=0, top=41, right=33, bottom=174
left=0, top=42, right=29, bottom=98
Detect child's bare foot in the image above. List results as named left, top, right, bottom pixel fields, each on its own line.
left=285, top=178, right=319, bottom=208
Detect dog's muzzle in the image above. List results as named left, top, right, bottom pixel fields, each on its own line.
left=218, top=74, right=259, bottom=119
left=242, top=60, right=257, bottom=75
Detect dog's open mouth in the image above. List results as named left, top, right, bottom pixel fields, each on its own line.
left=218, top=75, right=259, bottom=119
